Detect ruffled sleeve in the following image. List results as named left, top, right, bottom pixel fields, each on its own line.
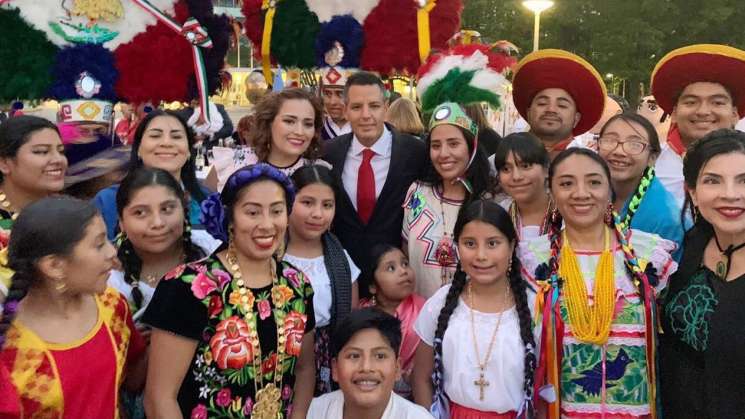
left=629, top=229, right=678, bottom=294
left=413, top=285, right=451, bottom=346
left=517, top=234, right=551, bottom=288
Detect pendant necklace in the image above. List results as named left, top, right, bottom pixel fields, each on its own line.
left=434, top=186, right=457, bottom=286
left=467, top=281, right=509, bottom=401
left=713, top=234, right=745, bottom=279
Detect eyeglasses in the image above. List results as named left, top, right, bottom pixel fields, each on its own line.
left=597, top=137, right=649, bottom=155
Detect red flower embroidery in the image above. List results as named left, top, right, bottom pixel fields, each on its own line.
left=261, top=352, right=277, bottom=374
left=209, top=316, right=254, bottom=369
left=208, top=295, right=223, bottom=318
left=191, top=272, right=218, bottom=299
left=257, top=299, right=271, bottom=320
left=284, top=311, right=307, bottom=356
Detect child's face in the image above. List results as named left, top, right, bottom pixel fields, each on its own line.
left=332, top=329, right=401, bottom=411
left=372, top=249, right=415, bottom=302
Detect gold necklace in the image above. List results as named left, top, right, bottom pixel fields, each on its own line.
left=559, top=228, right=616, bottom=345
left=225, top=248, right=286, bottom=419
left=467, top=281, right=509, bottom=401
left=0, top=191, right=17, bottom=220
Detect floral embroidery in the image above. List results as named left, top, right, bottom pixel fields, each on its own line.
left=210, top=316, right=254, bottom=369
left=407, top=188, right=427, bottom=220
left=175, top=256, right=312, bottom=417
left=665, top=270, right=718, bottom=351
left=165, top=263, right=186, bottom=280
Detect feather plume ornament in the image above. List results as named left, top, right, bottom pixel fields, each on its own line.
left=361, top=0, right=462, bottom=75
left=315, top=15, right=363, bottom=68
left=305, top=0, right=380, bottom=24
left=0, top=7, right=58, bottom=102
left=49, top=44, right=118, bottom=101
left=269, top=0, right=320, bottom=69
left=416, top=44, right=516, bottom=115
left=11, top=0, right=177, bottom=50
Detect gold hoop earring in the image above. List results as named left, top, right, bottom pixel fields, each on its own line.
left=55, top=279, right=67, bottom=293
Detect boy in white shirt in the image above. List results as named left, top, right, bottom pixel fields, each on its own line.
left=307, top=308, right=433, bottom=419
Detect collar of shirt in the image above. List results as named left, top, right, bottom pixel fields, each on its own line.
left=351, top=125, right=392, bottom=158
left=325, top=116, right=349, bottom=133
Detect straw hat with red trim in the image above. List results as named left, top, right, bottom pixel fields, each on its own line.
left=651, top=44, right=745, bottom=114
left=512, top=49, right=606, bottom=136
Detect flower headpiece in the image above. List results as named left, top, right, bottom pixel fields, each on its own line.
left=201, top=163, right=296, bottom=242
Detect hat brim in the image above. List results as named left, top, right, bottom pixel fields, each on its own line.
left=512, top=49, right=606, bottom=136
left=651, top=44, right=745, bottom=114
left=65, top=145, right=131, bottom=186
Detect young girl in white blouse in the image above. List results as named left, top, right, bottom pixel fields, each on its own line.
left=412, top=199, right=536, bottom=419
left=284, top=165, right=360, bottom=394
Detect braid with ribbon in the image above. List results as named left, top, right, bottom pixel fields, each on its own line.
left=620, top=166, right=655, bottom=230
left=609, top=209, right=660, bottom=419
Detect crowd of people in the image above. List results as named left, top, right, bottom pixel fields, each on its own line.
left=0, top=40, right=743, bottom=419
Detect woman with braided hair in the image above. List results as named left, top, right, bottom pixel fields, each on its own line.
left=0, top=197, right=146, bottom=418
left=597, top=112, right=684, bottom=260
left=660, top=129, right=745, bottom=418
left=519, top=148, right=677, bottom=418
left=411, top=199, right=537, bottom=419
left=283, top=164, right=360, bottom=396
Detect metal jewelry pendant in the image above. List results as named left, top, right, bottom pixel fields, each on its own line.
left=716, top=259, right=728, bottom=279
left=253, top=383, right=282, bottom=419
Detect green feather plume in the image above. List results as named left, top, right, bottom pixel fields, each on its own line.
left=420, top=68, right=502, bottom=118
left=270, top=0, right=320, bottom=69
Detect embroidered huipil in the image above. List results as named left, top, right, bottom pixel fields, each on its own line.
left=142, top=256, right=315, bottom=418
left=402, top=182, right=461, bottom=299
left=519, top=230, right=676, bottom=418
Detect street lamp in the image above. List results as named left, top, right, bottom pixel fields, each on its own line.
left=523, top=0, right=554, bottom=52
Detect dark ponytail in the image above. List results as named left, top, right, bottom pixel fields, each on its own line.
left=0, top=197, right=99, bottom=349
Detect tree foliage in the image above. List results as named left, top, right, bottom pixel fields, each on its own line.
left=462, top=0, right=745, bottom=105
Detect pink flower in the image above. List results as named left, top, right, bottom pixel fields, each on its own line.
left=282, top=384, right=293, bottom=400
left=283, top=267, right=302, bottom=288
left=164, top=263, right=186, bottom=280
left=212, top=269, right=232, bottom=289
left=243, top=398, right=254, bottom=416
left=216, top=388, right=232, bottom=407
left=258, top=299, right=272, bottom=320
left=191, top=272, right=218, bottom=299
left=191, top=404, right=208, bottom=419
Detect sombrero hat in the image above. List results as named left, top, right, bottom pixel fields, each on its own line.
left=512, top=49, right=606, bottom=136
left=651, top=44, right=745, bottom=114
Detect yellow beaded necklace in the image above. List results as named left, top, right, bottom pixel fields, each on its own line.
left=559, top=227, right=616, bottom=345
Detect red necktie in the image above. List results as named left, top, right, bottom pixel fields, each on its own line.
left=357, top=148, right=376, bottom=224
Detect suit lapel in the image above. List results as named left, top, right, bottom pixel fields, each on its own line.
left=332, top=136, right=361, bottom=224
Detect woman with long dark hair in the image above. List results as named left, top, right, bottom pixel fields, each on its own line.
left=412, top=199, right=536, bottom=418
left=403, top=102, right=491, bottom=299
left=0, top=197, right=146, bottom=418
left=284, top=164, right=359, bottom=395
left=143, top=164, right=316, bottom=419
left=0, top=116, right=68, bottom=302
left=94, top=109, right=207, bottom=241
left=520, top=148, right=676, bottom=418
left=660, top=129, right=745, bottom=418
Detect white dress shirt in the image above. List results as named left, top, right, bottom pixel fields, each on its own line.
left=342, top=126, right=393, bottom=210
left=307, top=390, right=433, bottom=419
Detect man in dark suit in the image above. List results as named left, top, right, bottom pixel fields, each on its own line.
left=324, top=72, right=426, bottom=291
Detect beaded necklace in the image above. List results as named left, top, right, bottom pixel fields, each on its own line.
left=559, top=227, right=617, bottom=345
left=225, top=248, right=288, bottom=419
left=619, top=166, right=655, bottom=230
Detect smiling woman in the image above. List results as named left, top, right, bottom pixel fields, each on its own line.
left=142, top=164, right=317, bottom=419
left=207, top=88, right=330, bottom=192
left=0, top=116, right=68, bottom=303
left=93, top=110, right=208, bottom=241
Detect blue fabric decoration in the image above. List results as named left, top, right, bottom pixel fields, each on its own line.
left=273, top=67, right=285, bottom=91
left=201, top=163, right=296, bottom=242
left=622, top=176, right=687, bottom=262
left=48, top=44, right=118, bottom=101
left=315, top=15, right=364, bottom=68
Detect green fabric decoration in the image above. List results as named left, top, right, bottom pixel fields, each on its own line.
left=0, top=8, right=58, bottom=102
left=270, top=0, right=320, bottom=69
left=420, top=67, right=502, bottom=118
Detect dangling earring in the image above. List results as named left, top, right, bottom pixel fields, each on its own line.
left=506, top=257, right=513, bottom=277
left=550, top=208, right=561, bottom=224
left=371, top=293, right=377, bottom=306
left=54, top=278, right=67, bottom=293
left=604, top=202, right=614, bottom=225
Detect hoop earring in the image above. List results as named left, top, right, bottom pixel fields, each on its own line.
left=54, top=278, right=67, bottom=293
